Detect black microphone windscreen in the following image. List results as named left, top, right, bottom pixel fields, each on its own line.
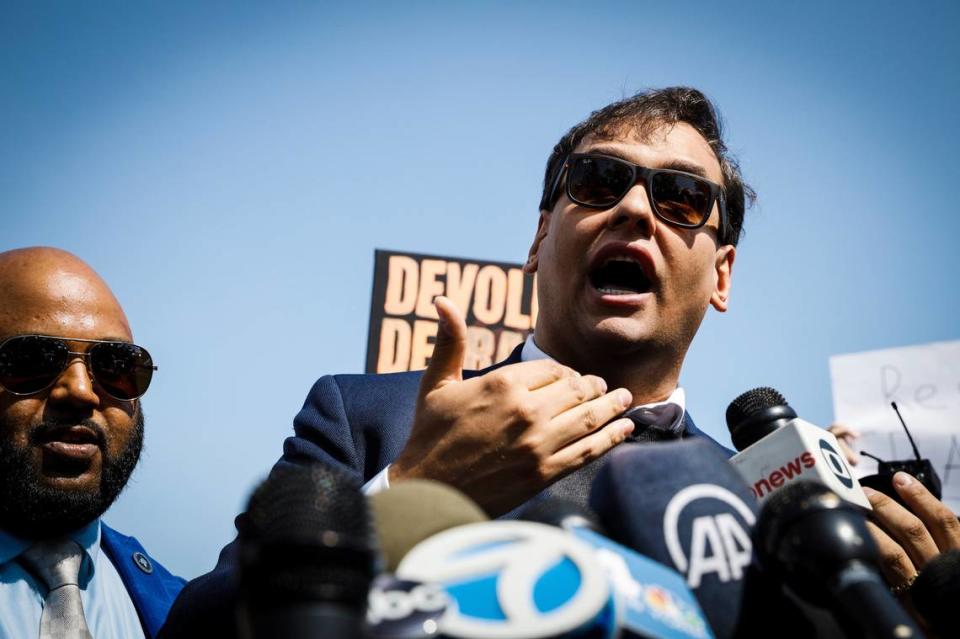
left=754, top=479, right=876, bottom=596
left=754, top=480, right=923, bottom=639
left=754, top=477, right=835, bottom=552
left=725, top=386, right=798, bottom=451
left=242, top=461, right=369, bottom=547
left=726, top=386, right=788, bottom=424
left=239, top=461, right=375, bottom=608
left=911, top=549, right=960, bottom=638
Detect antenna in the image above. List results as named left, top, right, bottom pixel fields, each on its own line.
left=860, top=450, right=886, bottom=464
left=891, top=402, right=922, bottom=462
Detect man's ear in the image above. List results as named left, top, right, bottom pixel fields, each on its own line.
left=523, top=211, right=551, bottom=274
left=709, top=245, right=735, bottom=312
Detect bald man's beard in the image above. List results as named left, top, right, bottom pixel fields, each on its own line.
left=0, top=411, right=144, bottom=539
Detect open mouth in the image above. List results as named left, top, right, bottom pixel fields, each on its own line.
left=36, top=425, right=102, bottom=475
left=589, top=256, right=654, bottom=296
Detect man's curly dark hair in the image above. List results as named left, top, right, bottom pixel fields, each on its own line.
left=539, top=87, right=755, bottom=246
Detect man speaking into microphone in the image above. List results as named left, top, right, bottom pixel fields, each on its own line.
left=166, top=87, right=960, bottom=636
left=162, top=87, right=754, bottom=634
left=289, top=86, right=747, bottom=516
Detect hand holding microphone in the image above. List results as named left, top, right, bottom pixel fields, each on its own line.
left=862, top=472, right=960, bottom=598
left=390, top=296, right=635, bottom=517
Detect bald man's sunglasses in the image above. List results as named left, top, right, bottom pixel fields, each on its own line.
left=549, top=153, right=728, bottom=233
left=0, top=335, right=156, bottom=401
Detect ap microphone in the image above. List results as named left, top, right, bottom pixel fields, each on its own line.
left=589, top=440, right=757, bottom=639
left=237, top=461, right=376, bottom=639
left=726, top=387, right=871, bottom=509
left=755, top=480, right=924, bottom=639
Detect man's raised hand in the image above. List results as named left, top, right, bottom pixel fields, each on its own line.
left=389, top=296, right=635, bottom=516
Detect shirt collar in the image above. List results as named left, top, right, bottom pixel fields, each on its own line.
left=520, top=334, right=686, bottom=417
left=0, top=518, right=101, bottom=582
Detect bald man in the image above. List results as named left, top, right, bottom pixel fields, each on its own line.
left=0, top=247, right=184, bottom=639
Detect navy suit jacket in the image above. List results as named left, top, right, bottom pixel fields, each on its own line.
left=283, top=346, right=732, bottom=483
left=100, top=523, right=185, bottom=638
left=159, top=348, right=732, bottom=637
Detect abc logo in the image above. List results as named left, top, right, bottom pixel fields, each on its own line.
left=367, top=575, right=450, bottom=636
left=396, top=521, right=610, bottom=639
left=819, top=439, right=854, bottom=488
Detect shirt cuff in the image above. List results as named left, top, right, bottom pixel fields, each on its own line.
left=362, top=465, right=391, bottom=495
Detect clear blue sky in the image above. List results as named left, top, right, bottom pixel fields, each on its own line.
left=3, top=1, right=958, bottom=578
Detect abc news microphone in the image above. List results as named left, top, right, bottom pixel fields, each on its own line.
left=372, top=479, right=713, bottom=638
left=520, top=499, right=715, bottom=639
left=725, top=387, right=871, bottom=508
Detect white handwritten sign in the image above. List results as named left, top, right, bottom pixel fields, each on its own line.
left=830, top=340, right=960, bottom=514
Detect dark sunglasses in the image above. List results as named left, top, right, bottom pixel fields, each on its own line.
left=0, top=335, right=157, bottom=401
left=549, top=153, right=729, bottom=236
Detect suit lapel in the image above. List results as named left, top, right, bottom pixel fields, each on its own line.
left=464, top=343, right=524, bottom=379
left=101, top=524, right=185, bottom=638
left=681, top=412, right=735, bottom=458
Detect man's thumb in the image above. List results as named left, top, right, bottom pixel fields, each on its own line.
left=421, top=296, right=467, bottom=390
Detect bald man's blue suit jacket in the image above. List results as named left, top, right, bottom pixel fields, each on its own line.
left=100, top=524, right=185, bottom=638
left=158, top=347, right=731, bottom=637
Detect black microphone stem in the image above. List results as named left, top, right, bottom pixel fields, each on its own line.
left=891, top=402, right=922, bottom=462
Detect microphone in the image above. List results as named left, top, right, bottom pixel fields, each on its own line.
left=910, top=549, right=960, bottom=639
left=396, top=520, right=618, bottom=638
left=521, top=500, right=714, bottom=639
left=726, top=387, right=871, bottom=509
left=588, top=440, right=758, bottom=639
left=755, top=480, right=923, bottom=639
left=236, top=461, right=377, bottom=639
left=369, top=479, right=488, bottom=572
left=366, top=480, right=488, bottom=638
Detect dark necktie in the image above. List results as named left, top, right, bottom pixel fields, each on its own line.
left=623, top=402, right=685, bottom=442
left=19, top=538, right=94, bottom=639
